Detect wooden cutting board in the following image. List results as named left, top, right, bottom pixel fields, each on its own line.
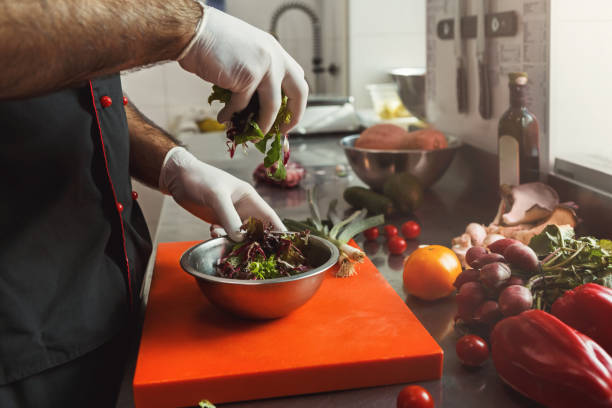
left=133, top=241, right=443, bottom=407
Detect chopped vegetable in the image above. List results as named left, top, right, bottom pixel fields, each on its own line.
left=284, top=189, right=384, bottom=277
left=198, top=400, right=216, bottom=408
left=216, top=218, right=311, bottom=280
left=208, top=85, right=292, bottom=181
left=524, top=225, right=612, bottom=311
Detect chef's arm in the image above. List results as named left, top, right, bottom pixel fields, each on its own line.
left=125, top=102, right=285, bottom=240
left=0, top=0, right=200, bottom=100
left=125, top=102, right=179, bottom=188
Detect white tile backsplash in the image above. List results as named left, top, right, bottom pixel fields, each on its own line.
left=162, top=62, right=213, bottom=110
left=348, top=0, right=426, bottom=109
left=349, top=0, right=425, bottom=36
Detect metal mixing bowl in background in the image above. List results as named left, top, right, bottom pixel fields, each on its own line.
left=180, top=234, right=339, bottom=320
left=340, top=134, right=462, bottom=191
left=390, top=67, right=426, bottom=120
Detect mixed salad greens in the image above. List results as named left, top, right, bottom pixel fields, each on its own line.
left=525, top=224, right=612, bottom=310
left=208, top=86, right=292, bottom=181
left=216, top=218, right=311, bottom=280
left=284, top=189, right=385, bottom=277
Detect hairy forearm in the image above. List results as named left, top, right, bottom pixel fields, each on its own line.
left=126, top=102, right=181, bottom=189
left=0, top=0, right=201, bottom=99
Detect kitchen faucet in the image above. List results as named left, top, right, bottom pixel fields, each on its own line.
left=269, top=2, right=326, bottom=94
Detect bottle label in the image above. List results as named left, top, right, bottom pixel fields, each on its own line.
left=499, top=135, right=520, bottom=186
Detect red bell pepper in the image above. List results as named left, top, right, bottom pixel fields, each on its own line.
left=491, top=309, right=612, bottom=408
left=551, top=283, right=612, bottom=355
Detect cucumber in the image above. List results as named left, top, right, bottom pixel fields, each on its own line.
left=343, top=186, right=394, bottom=215
left=382, top=172, right=423, bottom=214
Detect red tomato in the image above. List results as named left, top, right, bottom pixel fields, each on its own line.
left=384, top=224, right=399, bottom=238
left=363, top=226, right=379, bottom=241
left=402, top=221, right=421, bottom=239
left=455, top=334, right=489, bottom=367
left=388, top=236, right=408, bottom=255
left=397, top=385, right=434, bottom=408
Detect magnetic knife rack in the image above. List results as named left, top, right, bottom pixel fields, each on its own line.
left=437, top=11, right=518, bottom=39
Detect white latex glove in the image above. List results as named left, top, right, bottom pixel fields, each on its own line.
left=177, top=4, right=308, bottom=135
left=159, top=147, right=285, bottom=241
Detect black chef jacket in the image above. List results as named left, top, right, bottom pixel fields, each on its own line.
left=0, top=75, right=152, bottom=385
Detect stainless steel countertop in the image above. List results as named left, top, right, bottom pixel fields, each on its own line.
left=146, top=131, right=538, bottom=408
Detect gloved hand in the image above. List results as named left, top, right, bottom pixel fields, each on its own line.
left=159, top=146, right=285, bottom=241
left=177, top=4, right=308, bottom=135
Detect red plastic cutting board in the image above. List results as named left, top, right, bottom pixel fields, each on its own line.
left=133, top=241, right=443, bottom=407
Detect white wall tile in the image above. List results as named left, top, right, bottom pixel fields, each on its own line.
left=347, top=0, right=426, bottom=109
left=121, top=65, right=166, bottom=110
left=349, top=0, right=425, bottom=36
left=162, top=62, right=214, bottom=112
left=349, top=33, right=426, bottom=108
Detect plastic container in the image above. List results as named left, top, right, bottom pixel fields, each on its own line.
left=366, top=83, right=411, bottom=120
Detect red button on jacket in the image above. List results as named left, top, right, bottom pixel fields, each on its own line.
left=100, top=96, right=112, bottom=108
left=116, top=202, right=124, bottom=213
left=131, top=191, right=138, bottom=200
left=123, top=96, right=128, bottom=106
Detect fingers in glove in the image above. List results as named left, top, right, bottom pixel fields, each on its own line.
left=210, top=194, right=246, bottom=242
left=217, top=86, right=257, bottom=125
left=280, top=67, right=309, bottom=134
left=234, top=194, right=286, bottom=232
left=210, top=224, right=226, bottom=239
left=255, top=75, right=283, bottom=135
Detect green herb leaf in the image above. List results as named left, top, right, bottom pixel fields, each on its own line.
left=263, top=132, right=282, bottom=167
left=208, top=88, right=291, bottom=180
left=600, top=239, right=612, bottom=253
left=207, top=85, right=232, bottom=105
left=529, top=225, right=575, bottom=257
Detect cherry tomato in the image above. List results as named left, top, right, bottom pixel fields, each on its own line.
left=402, top=221, right=421, bottom=239
left=388, top=236, right=408, bottom=255
left=384, top=224, right=399, bottom=238
left=363, top=226, right=379, bottom=241
left=455, top=334, right=489, bottom=367
left=397, top=385, right=434, bottom=408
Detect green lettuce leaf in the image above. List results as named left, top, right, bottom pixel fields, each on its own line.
left=208, top=86, right=292, bottom=180
left=529, top=224, right=575, bottom=257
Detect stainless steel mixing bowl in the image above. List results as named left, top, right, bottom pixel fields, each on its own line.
left=180, top=234, right=339, bottom=320
left=340, top=134, right=462, bottom=191
left=389, top=67, right=426, bottom=120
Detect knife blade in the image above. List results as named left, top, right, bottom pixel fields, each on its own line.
left=477, top=0, right=492, bottom=119
left=454, top=0, right=468, bottom=113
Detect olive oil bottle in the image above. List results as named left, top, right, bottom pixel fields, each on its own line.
left=498, top=72, right=540, bottom=186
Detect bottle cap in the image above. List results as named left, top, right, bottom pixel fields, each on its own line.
left=508, top=72, right=528, bottom=85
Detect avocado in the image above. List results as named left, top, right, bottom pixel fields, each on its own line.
left=382, top=173, right=423, bottom=214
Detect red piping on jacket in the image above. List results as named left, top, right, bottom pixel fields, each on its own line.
left=89, top=80, right=133, bottom=309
